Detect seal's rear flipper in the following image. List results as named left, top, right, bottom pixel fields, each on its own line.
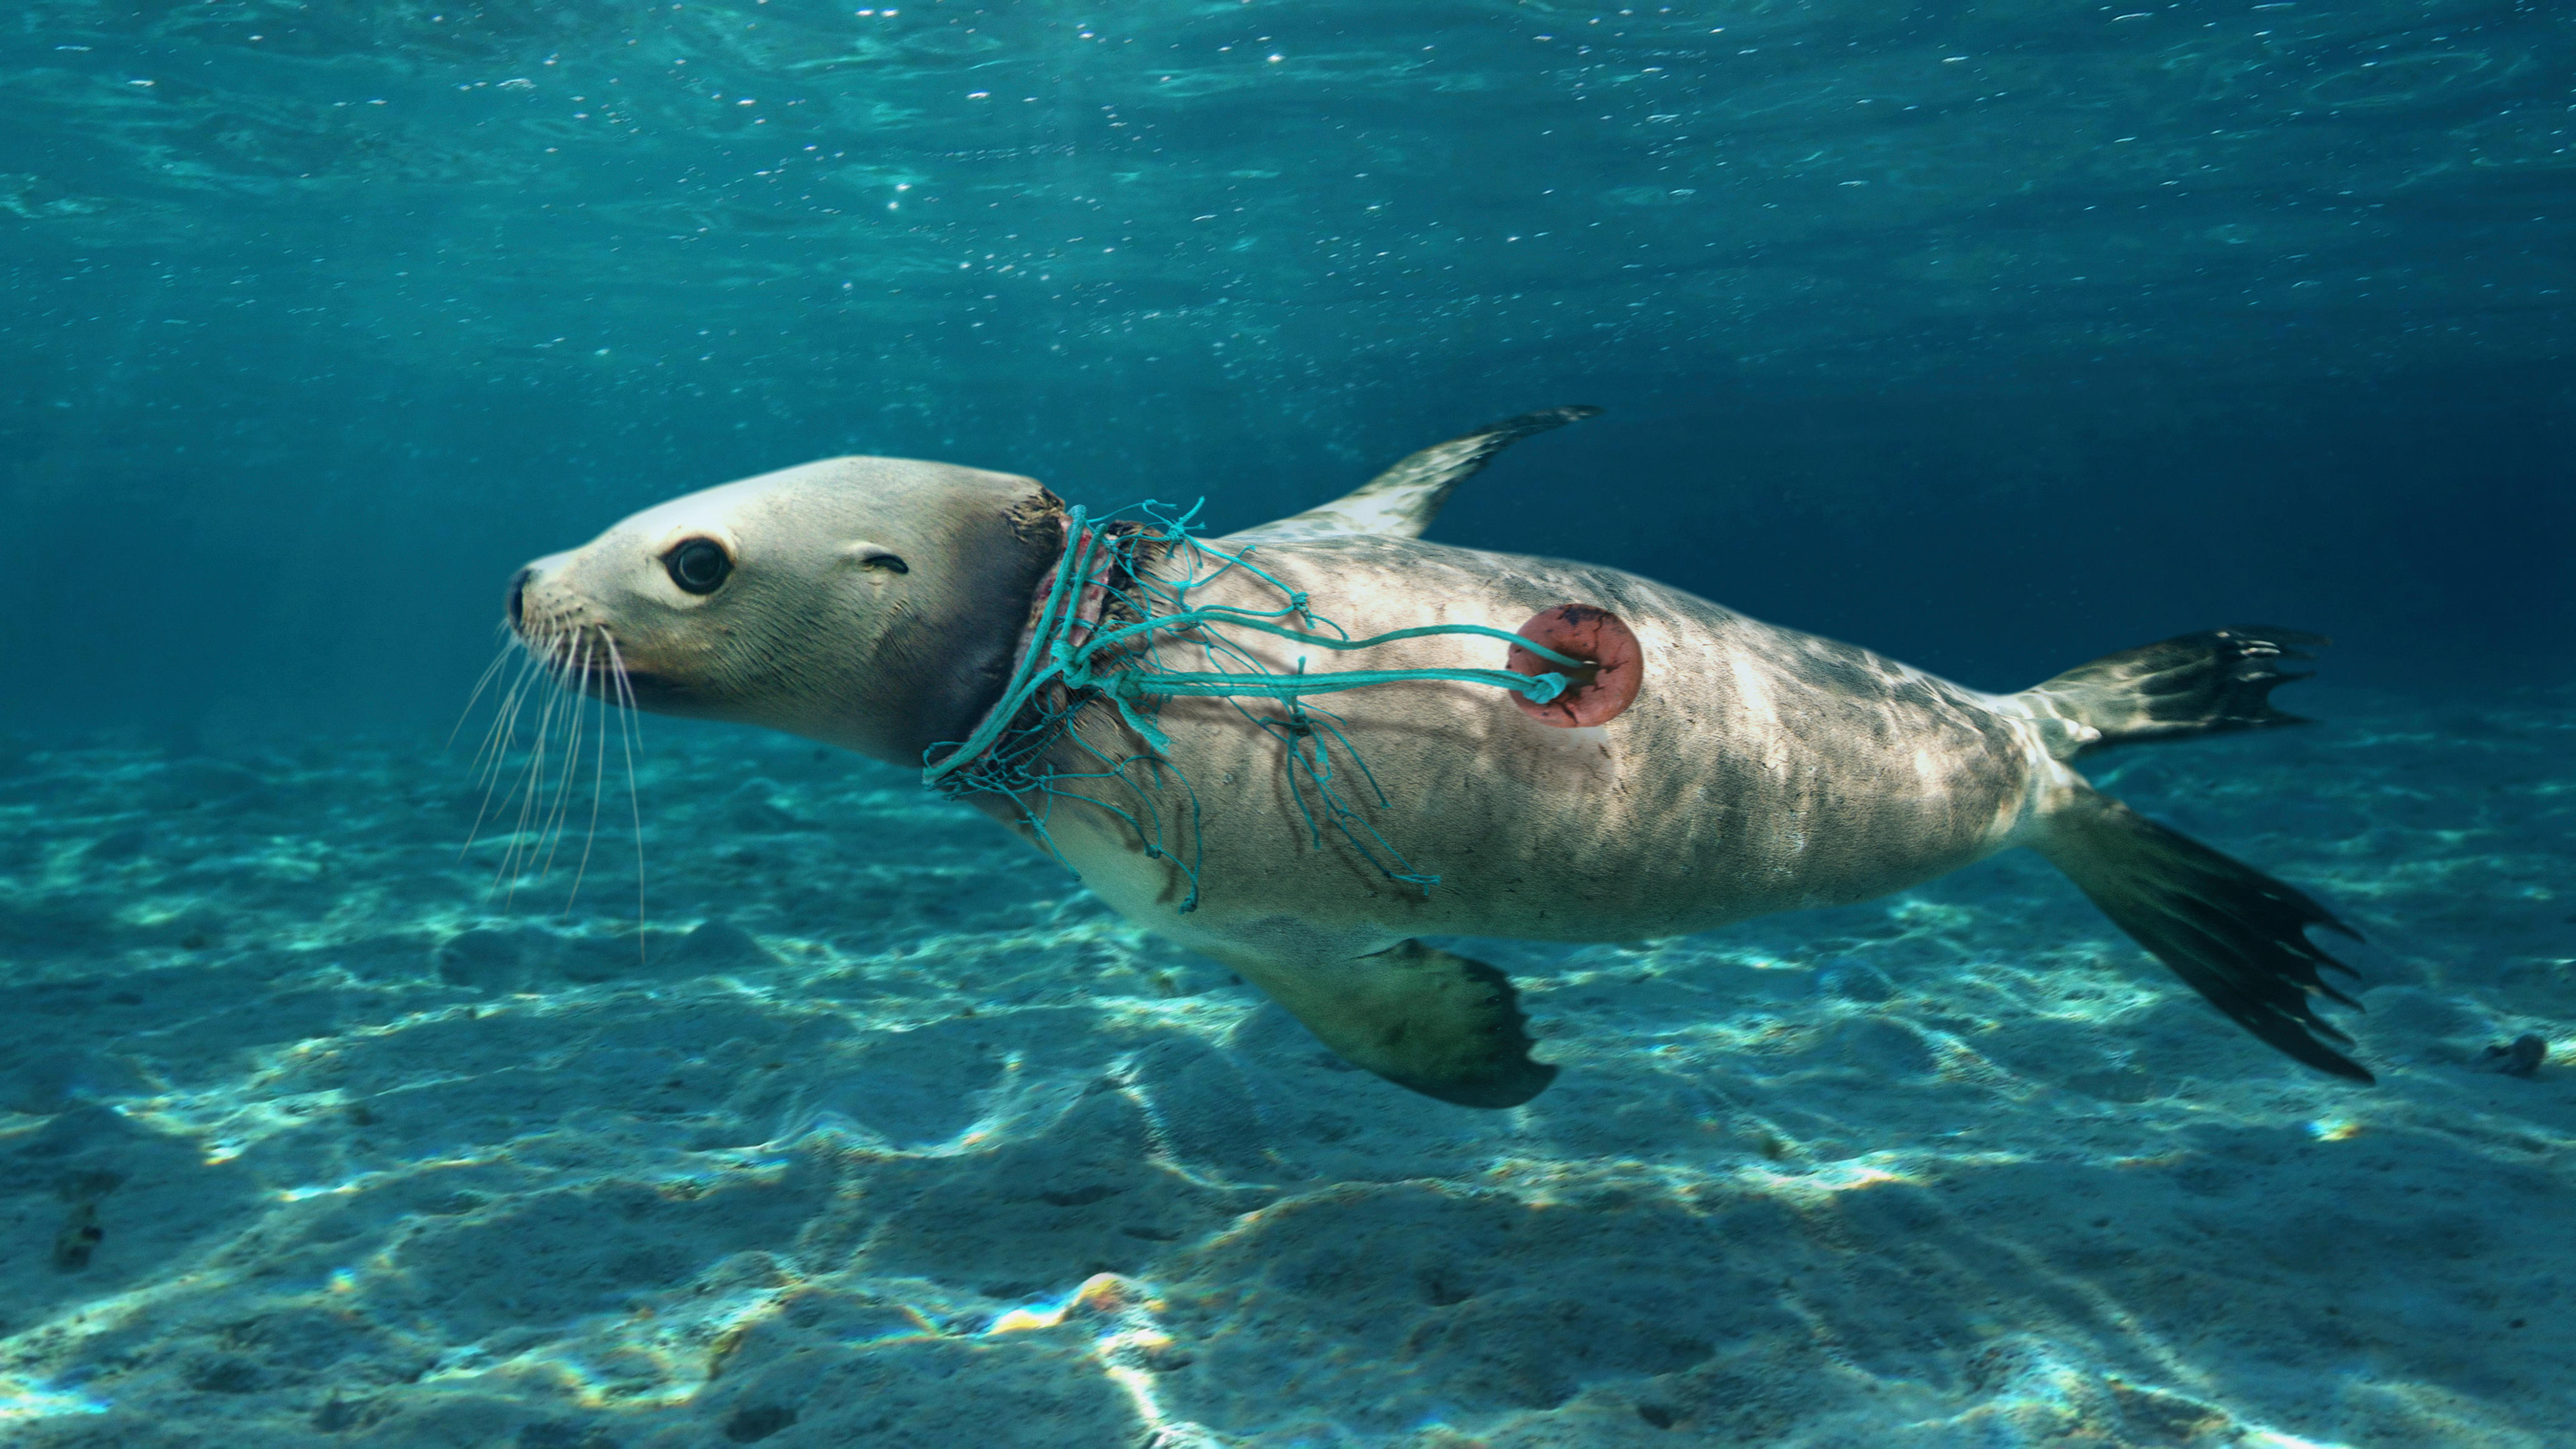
left=1225, top=406, right=1602, bottom=548
left=1227, top=939, right=1557, bottom=1108
left=2015, top=625, right=2326, bottom=759
left=2036, top=788, right=2372, bottom=1083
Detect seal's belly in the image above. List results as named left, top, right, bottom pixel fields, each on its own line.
left=1039, top=535, right=2044, bottom=946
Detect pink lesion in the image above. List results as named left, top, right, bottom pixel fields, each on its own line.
left=1506, top=604, right=1644, bottom=728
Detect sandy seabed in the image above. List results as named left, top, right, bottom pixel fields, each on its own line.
left=1, top=685, right=2569, bottom=1449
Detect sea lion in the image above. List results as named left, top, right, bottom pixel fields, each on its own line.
left=505, top=409, right=2367, bottom=1106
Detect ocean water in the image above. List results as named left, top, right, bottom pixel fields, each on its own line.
left=3, top=1, right=2574, bottom=1446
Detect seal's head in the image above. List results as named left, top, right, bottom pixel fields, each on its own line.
left=508, top=455, right=1065, bottom=765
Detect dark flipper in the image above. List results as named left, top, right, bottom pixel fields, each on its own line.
left=2018, top=625, right=2326, bottom=759
left=1226, top=939, right=1557, bottom=1108
left=2038, top=788, right=2370, bottom=1083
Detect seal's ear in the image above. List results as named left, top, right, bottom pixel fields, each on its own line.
left=836, top=541, right=910, bottom=574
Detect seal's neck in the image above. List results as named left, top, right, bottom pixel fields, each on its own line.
left=857, top=489, right=1070, bottom=769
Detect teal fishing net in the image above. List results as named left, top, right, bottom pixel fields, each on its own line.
left=923, top=500, right=1584, bottom=912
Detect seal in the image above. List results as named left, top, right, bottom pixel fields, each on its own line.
left=506, top=409, right=2368, bottom=1106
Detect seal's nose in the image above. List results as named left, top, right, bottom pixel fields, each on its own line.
left=506, top=565, right=535, bottom=628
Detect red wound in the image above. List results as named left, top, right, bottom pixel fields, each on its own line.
left=1505, top=604, right=1643, bottom=728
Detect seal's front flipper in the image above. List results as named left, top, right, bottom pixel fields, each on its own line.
left=2015, top=625, right=2326, bottom=759
left=1229, top=939, right=1557, bottom=1108
left=1226, top=406, right=1601, bottom=548
left=2036, top=787, right=2371, bottom=1083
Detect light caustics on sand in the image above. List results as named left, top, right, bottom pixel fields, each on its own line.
left=2, top=691, right=2566, bottom=1445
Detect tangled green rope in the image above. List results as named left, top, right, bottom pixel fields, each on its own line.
left=923, top=500, right=1585, bottom=910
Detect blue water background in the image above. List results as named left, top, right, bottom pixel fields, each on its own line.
left=7, top=8, right=2576, bottom=1447
left=2, top=0, right=2570, bottom=746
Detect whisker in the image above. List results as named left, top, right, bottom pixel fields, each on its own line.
left=447, top=643, right=515, bottom=751
left=563, top=639, right=613, bottom=914
left=474, top=642, right=546, bottom=784
left=605, top=632, right=649, bottom=962
left=499, top=631, right=573, bottom=901
left=488, top=634, right=551, bottom=881
left=537, top=630, right=595, bottom=886
left=461, top=631, right=549, bottom=861
left=533, top=632, right=579, bottom=878
left=532, top=631, right=584, bottom=872
left=456, top=618, right=651, bottom=949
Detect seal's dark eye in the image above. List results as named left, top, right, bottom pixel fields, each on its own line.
left=664, top=538, right=732, bottom=595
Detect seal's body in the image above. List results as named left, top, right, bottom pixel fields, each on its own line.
left=1047, top=531, right=2039, bottom=946
left=509, top=411, right=2368, bottom=1106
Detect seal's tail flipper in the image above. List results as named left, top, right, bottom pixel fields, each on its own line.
left=2035, top=787, right=2371, bottom=1083
left=1224, top=405, right=1601, bottom=549
left=1221, top=939, right=1557, bottom=1108
left=2014, top=625, right=2326, bottom=759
